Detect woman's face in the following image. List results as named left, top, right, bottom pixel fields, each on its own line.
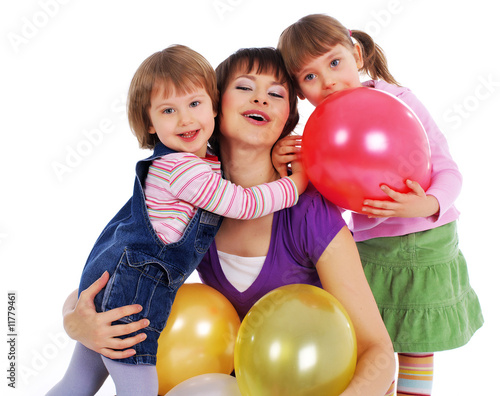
left=218, top=67, right=290, bottom=150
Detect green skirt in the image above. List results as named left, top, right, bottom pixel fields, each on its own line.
left=357, top=221, right=483, bottom=353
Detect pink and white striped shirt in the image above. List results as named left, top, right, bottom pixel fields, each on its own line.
left=144, top=152, right=299, bottom=244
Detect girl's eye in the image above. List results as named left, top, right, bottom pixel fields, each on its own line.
left=304, top=73, right=316, bottom=82
left=162, top=108, right=175, bottom=114
left=330, top=59, right=340, bottom=68
left=190, top=101, right=200, bottom=108
left=236, top=86, right=251, bottom=91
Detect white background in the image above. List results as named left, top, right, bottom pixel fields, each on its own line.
left=1, top=0, right=498, bottom=394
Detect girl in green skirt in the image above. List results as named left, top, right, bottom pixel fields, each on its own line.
left=275, top=13, right=484, bottom=396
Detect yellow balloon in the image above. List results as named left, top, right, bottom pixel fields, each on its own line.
left=234, top=284, right=357, bottom=396
left=156, top=283, right=241, bottom=395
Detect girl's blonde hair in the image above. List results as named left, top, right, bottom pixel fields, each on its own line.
left=277, top=14, right=399, bottom=86
left=127, top=45, right=218, bottom=149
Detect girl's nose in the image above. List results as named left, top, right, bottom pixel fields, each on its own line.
left=323, top=77, right=335, bottom=90
left=179, top=111, right=194, bottom=126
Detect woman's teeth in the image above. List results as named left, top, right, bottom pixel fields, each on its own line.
left=245, top=114, right=266, bottom=121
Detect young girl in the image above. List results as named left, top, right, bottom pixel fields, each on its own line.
left=47, top=44, right=307, bottom=396
left=274, top=14, right=483, bottom=396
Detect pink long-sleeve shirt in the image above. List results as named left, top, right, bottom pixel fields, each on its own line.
left=349, top=80, right=462, bottom=242
left=144, top=152, right=299, bottom=244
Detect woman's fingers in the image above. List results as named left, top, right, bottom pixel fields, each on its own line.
left=80, top=271, right=109, bottom=302
left=104, top=304, right=144, bottom=324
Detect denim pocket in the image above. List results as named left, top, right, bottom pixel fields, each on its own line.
left=194, top=211, right=221, bottom=254
left=101, top=248, right=184, bottom=333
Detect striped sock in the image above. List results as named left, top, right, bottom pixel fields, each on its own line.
left=384, top=380, right=396, bottom=396
left=397, top=353, right=434, bottom=396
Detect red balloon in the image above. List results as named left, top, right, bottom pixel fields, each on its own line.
left=302, top=87, right=431, bottom=213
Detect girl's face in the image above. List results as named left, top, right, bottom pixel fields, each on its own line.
left=295, top=43, right=363, bottom=107
left=148, top=84, right=216, bottom=157
left=218, top=68, right=290, bottom=151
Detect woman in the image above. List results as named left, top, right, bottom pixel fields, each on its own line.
left=62, top=48, right=395, bottom=395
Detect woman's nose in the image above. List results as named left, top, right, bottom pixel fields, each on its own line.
left=253, top=98, right=268, bottom=105
left=251, top=90, right=268, bottom=105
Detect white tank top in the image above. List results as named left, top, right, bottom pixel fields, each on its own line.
left=217, top=250, right=266, bottom=292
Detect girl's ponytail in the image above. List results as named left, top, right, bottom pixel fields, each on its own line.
left=351, top=30, right=399, bottom=86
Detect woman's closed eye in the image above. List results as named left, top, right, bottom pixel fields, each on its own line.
left=269, top=89, right=285, bottom=99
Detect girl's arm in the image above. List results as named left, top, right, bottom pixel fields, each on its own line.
left=63, top=272, right=149, bottom=360
left=316, top=226, right=395, bottom=395
left=158, top=153, right=306, bottom=219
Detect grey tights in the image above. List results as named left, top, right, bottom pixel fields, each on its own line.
left=46, top=342, right=158, bottom=396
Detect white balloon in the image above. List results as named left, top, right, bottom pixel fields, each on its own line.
left=165, top=373, right=241, bottom=396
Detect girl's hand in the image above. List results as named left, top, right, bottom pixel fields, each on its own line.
left=63, top=271, right=149, bottom=360
left=288, top=156, right=308, bottom=195
left=272, top=135, right=302, bottom=177
left=361, top=179, right=440, bottom=218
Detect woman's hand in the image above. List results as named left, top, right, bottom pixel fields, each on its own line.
left=272, top=135, right=302, bottom=177
left=63, top=271, right=149, bottom=360
left=361, top=179, right=439, bottom=218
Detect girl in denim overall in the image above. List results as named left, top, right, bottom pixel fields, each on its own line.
left=47, top=45, right=306, bottom=396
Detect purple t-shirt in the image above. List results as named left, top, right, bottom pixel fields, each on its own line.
left=197, top=183, right=346, bottom=320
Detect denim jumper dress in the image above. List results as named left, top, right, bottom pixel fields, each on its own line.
left=78, top=143, right=222, bottom=365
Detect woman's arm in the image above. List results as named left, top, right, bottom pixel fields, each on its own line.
left=63, top=271, right=149, bottom=360
left=316, top=226, right=395, bottom=395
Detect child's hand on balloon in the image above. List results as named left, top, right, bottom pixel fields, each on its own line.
left=272, top=135, right=302, bottom=177
left=361, top=179, right=440, bottom=218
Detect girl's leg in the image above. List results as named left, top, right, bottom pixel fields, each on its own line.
left=45, top=342, right=109, bottom=396
left=396, top=353, right=434, bottom=396
left=102, top=357, right=158, bottom=396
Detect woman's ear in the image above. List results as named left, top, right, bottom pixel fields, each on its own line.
left=148, top=125, right=156, bottom=135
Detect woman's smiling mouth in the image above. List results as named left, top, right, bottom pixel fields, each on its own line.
left=242, top=110, right=270, bottom=124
